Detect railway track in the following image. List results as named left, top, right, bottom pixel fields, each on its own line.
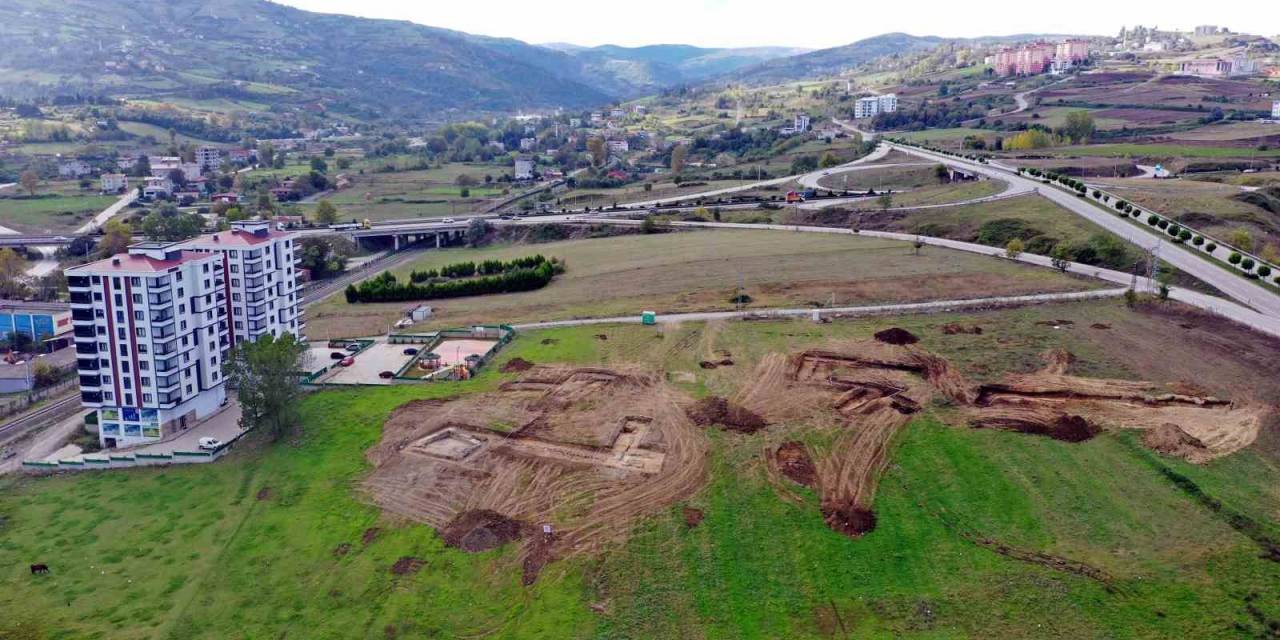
left=0, top=394, right=81, bottom=443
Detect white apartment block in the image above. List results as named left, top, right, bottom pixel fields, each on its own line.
left=1273, top=100, right=1280, bottom=120
left=180, top=220, right=303, bottom=346
left=67, top=243, right=231, bottom=448
left=854, top=94, right=898, bottom=119
left=195, top=146, right=223, bottom=173
left=793, top=114, right=811, bottom=132
left=101, top=173, right=129, bottom=194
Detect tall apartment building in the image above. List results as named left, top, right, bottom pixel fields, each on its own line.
left=67, top=243, right=230, bottom=448
left=1273, top=100, right=1280, bottom=120
left=195, top=146, right=223, bottom=174
left=793, top=114, right=811, bottom=132
left=180, top=220, right=303, bottom=346
left=853, top=94, right=898, bottom=119
left=66, top=220, right=302, bottom=449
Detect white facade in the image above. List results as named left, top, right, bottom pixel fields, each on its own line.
left=1273, top=100, right=1280, bottom=119
left=519, top=137, right=537, bottom=151
left=195, top=146, right=222, bottom=173
left=66, top=244, right=230, bottom=448
left=607, top=139, right=629, bottom=153
left=101, top=173, right=128, bottom=194
left=793, top=114, right=811, bottom=132
left=514, top=158, right=535, bottom=181
left=180, top=220, right=303, bottom=346
left=59, top=160, right=93, bottom=178
left=854, top=94, right=898, bottom=119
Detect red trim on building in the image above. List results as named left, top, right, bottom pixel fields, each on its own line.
left=221, top=253, right=235, bottom=349
left=123, top=279, right=143, bottom=409
left=102, top=278, right=123, bottom=405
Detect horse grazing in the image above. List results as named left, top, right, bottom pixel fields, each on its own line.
left=29, top=563, right=49, bottom=575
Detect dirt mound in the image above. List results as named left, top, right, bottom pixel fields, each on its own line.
left=686, top=396, right=768, bottom=433
left=501, top=358, right=535, bottom=373
left=698, top=358, right=735, bottom=369
left=522, top=533, right=555, bottom=586
left=540, top=338, right=559, bottom=345
left=1144, top=423, right=1209, bottom=459
left=682, top=507, right=705, bottom=528
left=874, top=327, right=919, bottom=345
left=1090, top=323, right=1111, bottom=330
left=362, top=527, right=381, bottom=545
left=441, top=510, right=526, bottom=552
left=391, top=557, right=425, bottom=575
left=822, top=502, right=877, bottom=538
left=941, top=323, right=983, bottom=335
left=332, top=543, right=351, bottom=557
left=256, top=487, right=272, bottom=501
left=594, top=334, right=609, bottom=341
left=972, top=410, right=1101, bottom=442
left=774, top=442, right=817, bottom=487
left=1035, top=319, right=1075, bottom=327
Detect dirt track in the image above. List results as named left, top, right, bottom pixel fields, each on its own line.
left=362, top=366, right=707, bottom=580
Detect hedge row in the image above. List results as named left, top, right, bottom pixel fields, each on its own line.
left=347, top=259, right=562, bottom=303
left=410, top=255, right=548, bottom=282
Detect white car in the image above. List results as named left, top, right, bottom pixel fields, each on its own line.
left=440, top=217, right=456, bottom=223
left=198, top=437, right=222, bottom=451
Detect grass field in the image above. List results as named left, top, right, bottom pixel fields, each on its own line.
left=1089, top=177, right=1279, bottom=248
left=303, top=229, right=1099, bottom=338
left=299, top=165, right=510, bottom=222
left=3, top=299, right=1280, bottom=639
left=0, top=184, right=117, bottom=233
left=1047, top=144, right=1280, bottom=159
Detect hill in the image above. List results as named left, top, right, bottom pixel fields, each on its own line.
left=537, top=43, right=810, bottom=94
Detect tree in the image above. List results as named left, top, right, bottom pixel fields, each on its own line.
left=455, top=174, right=478, bottom=187
left=1050, top=245, right=1072, bottom=271
left=296, top=236, right=355, bottom=278
left=465, top=218, right=489, bottom=247
left=1227, top=228, right=1254, bottom=253
left=670, top=144, right=687, bottom=174
left=876, top=193, right=893, bottom=212
left=141, top=207, right=204, bottom=241
left=587, top=137, right=608, bottom=168
left=258, top=142, right=275, bottom=167
left=98, top=219, right=132, bottom=257
left=19, top=170, right=38, bottom=196
left=310, top=157, right=328, bottom=174
left=223, top=334, right=307, bottom=441
left=1062, top=110, right=1096, bottom=144
left=819, top=152, right=840, bottom=169
left=314, top=200, right=339, bottom=226
left=935, top=164, right=951, bottom=183
left=0, top=248, right=26, bottom=298
left=1005, top=238, right=1024, bottom=259
left=790, top=155, right=818, bottom=174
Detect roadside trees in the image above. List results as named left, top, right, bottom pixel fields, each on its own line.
left=1005, top=238, right=1024, bottom=260
left=314, top=200, right=339, bottom=226
left=19, top=170, right=38, bottom=196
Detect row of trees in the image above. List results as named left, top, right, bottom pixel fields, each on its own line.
left=345, top=258, right=562, bottom=304
left=409, top=255, right=548, bottom=283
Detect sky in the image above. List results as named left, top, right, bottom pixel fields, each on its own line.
left=275, top=0, right=1274, bottom=49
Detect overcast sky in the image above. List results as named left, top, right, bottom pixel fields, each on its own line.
left=275, top=0, right=1273, bottom=49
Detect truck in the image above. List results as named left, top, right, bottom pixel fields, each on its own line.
left=785, top=191, right=806, bottom=203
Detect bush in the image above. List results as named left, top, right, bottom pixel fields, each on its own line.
left=1228, top=252, right=1242, bottom=265
left=1167, top=224, right=1181, bottom=236
left=1258, top=265, right=1272, bottom=278
left=1241, top=257, right=1255, bottom=270
left=348, top=260, right=562, bottom=303
left=1178, top=229, right=1192, bottom=242
left=1156, top=219, right=1169, bottom=229
left=1192, top=236, right=1205, bottom=246
left=1147, top=214, right=1159, bottom=226
left=1206, top=243, right=1217, bottom=252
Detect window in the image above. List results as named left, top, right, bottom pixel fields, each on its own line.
left=234, top=321, right=243, bottom=329
left=131, top=293, right=142, bottom=304
left=185, top=385, right=193, bottom=394
left=99, top=359, right=109, bottom=367
left=114, top=294, right=122, bottom=306
left=138, top=344, right=148, bottom=354
left=122, top=378, right=131, bottom=389
left=96, top=326, right=106, bottom=336
left=135, top=328, right=147, bottom=338
left=141, top=377, right=150, bottom=386
left=142, top=393, right=153, bottom=403
left=230, top=250, right=239, bottom=258
left=100, top=375, right=110, bottom=384
left=92, top=276, right=101, bottom=283
left=180, top=321, right=187, bottom=330
left=119, top=345, right=128, bottom=356
left=93, top=292, right=102, bottom=301
left=179, top=304, right=186, bottom=313
left=139, top=361, right=149, bottom=371
left=104, top=392, right=114, bottom=402
left=116, top=328, right=125, bottom=340
left=231, top=279, right=240, bottom=287
left=133, top=310, right=144, bottom=321
left=232, top=293, right=241, bottom=301
left=177, top=287, right=184, bottom=297
left=202, top=263, right=209, bottom=273
left=230, top=264, right=239, bottom=273
left=124, top=393, right=133, bottom=405
left=95, top=309, right=104, bottom=319
left=115, top=310, right=124, bottom=323
left=130, top=277, right=141, bottom=286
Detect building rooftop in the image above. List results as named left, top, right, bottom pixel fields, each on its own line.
left=67, top=249, right=215, bottom=274
left=183, top=227, right=293, bottom=248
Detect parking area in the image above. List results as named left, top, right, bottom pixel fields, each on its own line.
left=318, top=341, right=416, bottom=385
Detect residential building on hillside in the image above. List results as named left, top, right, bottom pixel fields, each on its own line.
left=150, top=157, right=201, bottom=182
left=101, top=173, right=128, bottom=194
left=59, top=160, right=93, bottom=179
left=195, top=146, right=222, bottom=173
left=1273, top=100, right=1280, bottom=120
left=853, top=94, right=898, bottom=119
left=66, top=243, right=230, bottom=449
left=1178, top=57, right=1255, bottom=78
left=179, top=220, right=303, bottom=346
left=519, top=137, right=537, bottom=151
left=793, top=114, right=811, bottom=133
left=514, top=157, right=535, bottom=181
left=606, top=139, right=629, bottom=153
left=993, top=41, right=1083, bottom=76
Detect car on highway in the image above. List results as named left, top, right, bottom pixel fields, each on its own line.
left=440, top=217, right=456, bottom=223
left=340, top=356, right=355, bottom=367
left=329, top=352, right=346, bottom=360
left=345, top=343, right=361, bottom=352
left=403, top=347, right=419, bottom=356
left=198, top=437, right=222, bottom=451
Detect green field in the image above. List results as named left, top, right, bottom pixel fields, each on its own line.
left=304, top=228, right=1098, bottom=339
left=1048, top=144, right=1280, bottom=159
left=3, top=300, right=1280, bottom=638
left=0, top=188, right=117, bottom=233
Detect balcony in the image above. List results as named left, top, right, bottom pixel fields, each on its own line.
left=155, top=357, right=180, bottom=373
left=148, top=277, right=171, bottom=289
left=75, top=343, right=98, bottom=355
left=70, top=291, right=92, bottom=305
left=72, top=308, right=95, bottom=322
left=80, top=391, right=103, bottom=404
left=151, top=308, right=174, bottom=323
left=77, top=359, right=99, bottom=372
left=157, top=391, right=183, bottom=405
left=79, top=375, right=101, bottom=388
left=67, top=275, right=91, bottom=289
left=153, top=340, right=178, bottom=356
left=74, top=326, right=98, bottom=339
left=155, top=373, right=182, bottom=389
left=147, top=292, right=173, bottom=305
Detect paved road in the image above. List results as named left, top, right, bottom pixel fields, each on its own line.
left=76, top=191, right=138, bottom=234
left=513, top=288, right=1129, bottom=330
left=885, top=143, right=1280, bottom=318
left=797, top=162, right=933, bottom=190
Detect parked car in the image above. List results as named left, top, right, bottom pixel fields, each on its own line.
left=403, top=347, right=419, bottom=356
left=198, top=437, right=222, bottom=451
left=378, top=371, right=395, bottom=379
left=329, top=352, right=346, bottom=360
left=340, top=357, right=355, bottom=367
left=345, top=343, right=361, bottom=352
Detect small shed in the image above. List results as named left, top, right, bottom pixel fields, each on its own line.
left=641, top=311, right=657, bottom=326
left=409, top=305, right=433, bottom=321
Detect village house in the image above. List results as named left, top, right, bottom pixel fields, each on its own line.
left=59, top=160, right=94, bottom=179
left=100, top=173, right=128, bottom=194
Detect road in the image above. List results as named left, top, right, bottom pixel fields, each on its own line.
left=513, top=288, right=1129, bottom=330
left=882, top=143, right=1280, bottom=318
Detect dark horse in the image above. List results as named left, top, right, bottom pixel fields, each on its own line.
left=30, top=563, right=49, bottom=575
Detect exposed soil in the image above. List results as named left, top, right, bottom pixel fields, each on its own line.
left=521, top=532, right=555, bottom=586
left=1035, top=319, right=1075, bottom=327
left=255, top=487, right=272, bottom=501
left=874, top=327, right=919, bottom=345
left=822, top=501, right=877, bottom=537
left=332, top=542, right=351, bottom=557
left=682, top=506, right=705, bottom=528
left=698, top=358, right=735, bottom=370
left=364, top=366, right=707, bottom=583
left=686, top=396, right=768, bottom=433
left=441, top=509, right=526, bottom=552
left=390, top=557, right=425, bottom=575
left=540, top=338, right=559, bottom=345
left=501, top=358, right=535, bottom=373
left=971, top=411, right=1101, bottom=443
left=594, top=334, right=609, bottom=341
left=361, top=527, right=381, bottom=545
left=968, top=535, right=1114, bottom=588
left=1090, top=323, right=1111, bottom=330
left=774, top=442, right=817, bottom=487
left=1143, top=423, right=1209, bottom=460
left=941, top=323, right=983, bottom=335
